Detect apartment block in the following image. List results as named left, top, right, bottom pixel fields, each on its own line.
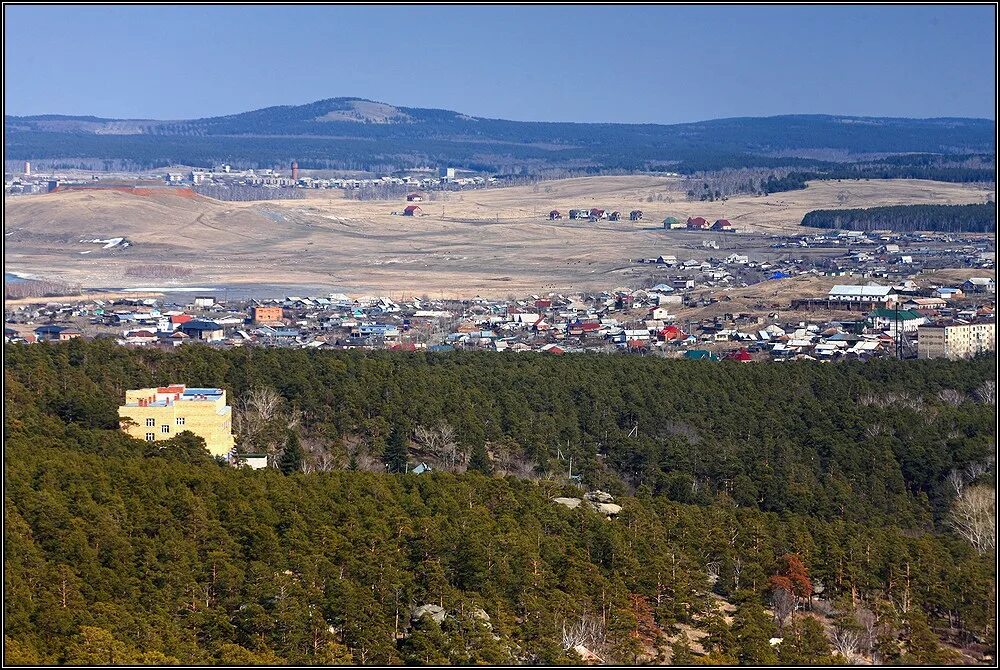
left=917, top=322, right=996, bottom=360
left=118, top=384, right=236, bottom=456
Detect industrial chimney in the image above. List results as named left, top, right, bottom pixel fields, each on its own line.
left=24, top=161, right=31, bottom=176
left=291, top=161, right=299, bottom=181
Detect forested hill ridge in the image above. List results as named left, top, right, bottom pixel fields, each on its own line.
left=801, top=202, right=998, bottom=233
left=5, top=97, right=996, bottom=173
left=3, top=340, right=996, bottom=665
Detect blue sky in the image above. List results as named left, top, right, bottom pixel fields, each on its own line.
left=4, top=5, right=996, bottom=123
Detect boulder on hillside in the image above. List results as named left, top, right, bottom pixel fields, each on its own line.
left=411, top=604, right=446, bottom=624
left=552, top=497, right=583, bottom=509
left=584, top=490, right=615, bottom=504
left=595, top=502, right=622, bottom=516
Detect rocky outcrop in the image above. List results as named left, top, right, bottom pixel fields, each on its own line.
left=552, top=490, right=622, bottom=517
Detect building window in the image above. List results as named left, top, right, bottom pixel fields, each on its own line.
left=146, top=418, right=155, bottom=427
left=145, top=433, right=155, bottom=441
left=161, top=425, right=170, bottom=434
left=176, top=417, right=185, bottom=426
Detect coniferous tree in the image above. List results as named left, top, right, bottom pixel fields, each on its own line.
left=384, top=424, right=409, bottom=473
left=279, top=431, right=304, bottom=475
left=468, top=443, right=493, bottom=475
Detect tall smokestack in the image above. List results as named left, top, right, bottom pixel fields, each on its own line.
left=24, top=161, right=31, bottom=176
left=291, top=161, right=299, bottom=181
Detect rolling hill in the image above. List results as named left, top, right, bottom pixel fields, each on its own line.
left=5, top=98, right=996, bottom=174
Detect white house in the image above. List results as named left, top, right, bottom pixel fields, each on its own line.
left=650, top=306, right=673, bottom=321
left=933, top=287, right=964, bottom=300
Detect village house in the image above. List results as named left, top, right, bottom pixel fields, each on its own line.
left=649, top=305, right=673, bottom=321
left=687, top=216, right=710, bottom=230
left=193, top=296, right=216, bottom=308
left=549, top=210, right=562, bottom=220
left=120, top=329, right=158, bottom=346
left=903, top=297, right=947, bottom=312
left=933, top=287, right=964, bottom=300
left=406, top=193, right=423, bottom=202
left=630, top=210, right=643, bottom=221
left=178, top=319, right=225, bottom=341
left=963, top=277, right=995, bottom=294
left=33, top=324, right=82, bottom=341
left=663, top=216, right=685, bottom=230
left=712, top=219, right=734, bottom=231
left=403, top=205, right=423, bottom=217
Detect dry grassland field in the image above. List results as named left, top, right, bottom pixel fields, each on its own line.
left=4, top=176, right=994, bottom=298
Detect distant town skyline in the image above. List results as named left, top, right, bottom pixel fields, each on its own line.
left=3, top=4, right=996, bottom=123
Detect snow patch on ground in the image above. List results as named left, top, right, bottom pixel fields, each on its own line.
left=80, top=237, right=128, bottom=249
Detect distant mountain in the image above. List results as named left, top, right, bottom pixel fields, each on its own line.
left=5, top=97, right=996, bottom=174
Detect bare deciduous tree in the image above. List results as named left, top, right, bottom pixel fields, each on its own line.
left=413, top=422, right=462, bottom=470
left=947, top=469, right=967, bottom=497
left=831, top=627, right=863, bottom=663
left=855, top=606, right=878, bottom=657
left=864, top=422, right=889, bottom=439
left=964, top=456, right=994, bottom=484
left=949, top=484, right=996, bottom=555
left=234, top=386, right=286, bottom=465
left=974, top=380, right=996, bottom=406
left=771, top=588, right=797, bottom=631
left=937, top=389, right=966, bottom=406
left=561, top=613, right=605, bottom=651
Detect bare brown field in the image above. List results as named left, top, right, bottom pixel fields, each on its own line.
left=4, top=177, right=993, bottom=297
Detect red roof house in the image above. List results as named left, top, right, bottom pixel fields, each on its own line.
left=687, top=216, right=710, bottom=229
left=725, top=348, right=753, bottom=362
left=713, top=219, right=734, bottom=230
left=403, top=205, right=423, bottom=216
left=659, top=325, right=686, bottom=341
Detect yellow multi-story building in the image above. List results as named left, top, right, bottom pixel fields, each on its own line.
left=118, top=384, right=236, bottom=456
left=917, top=322, right=996, bottom=360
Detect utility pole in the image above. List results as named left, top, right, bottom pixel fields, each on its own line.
left=894, top=301, right=903, bottom=360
